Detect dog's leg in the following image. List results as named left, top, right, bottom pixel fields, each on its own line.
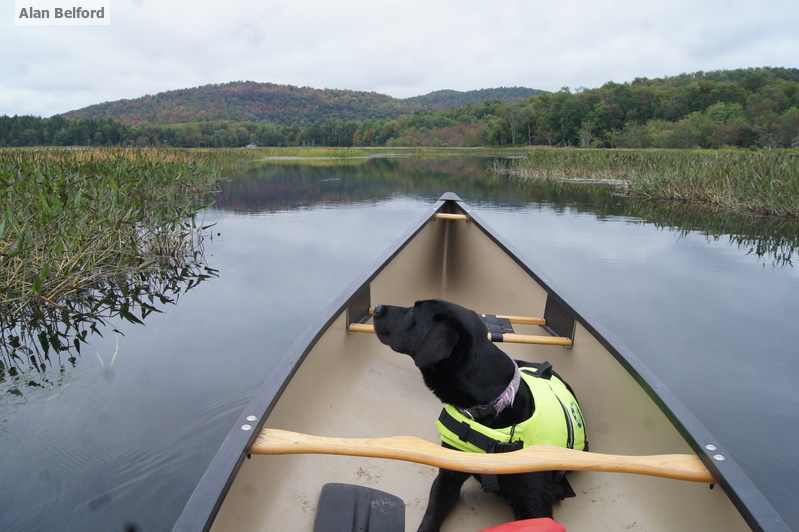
left=417, top=468, right=470, bottom=532
left=499, top=471, right=555, bottom=520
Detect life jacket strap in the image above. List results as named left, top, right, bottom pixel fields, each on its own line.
left=437, top=408, right=523, bottom=493
left=437, top=409, right=524, bottom=454
left=522, top=360, right=553, bottom=379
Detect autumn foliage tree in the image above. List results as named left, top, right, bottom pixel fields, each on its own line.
left=2, top=68, right=798, bottom=149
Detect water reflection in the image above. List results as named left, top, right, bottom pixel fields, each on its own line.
left=6, top=154, right=795, bottom=389
left=217, top=156, right=799, bottom=267
left=621, top=199, right=799, bottom=267
left=2, top=154, right=797, bottom=532
left=1, top=250, right=217, bottom=392
left=214, top=156, right=537, bottom=213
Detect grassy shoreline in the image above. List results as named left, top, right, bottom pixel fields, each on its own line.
left=2, top=146, right=797, bottom=374
left=497, top=148, right=799, bottom=218
left=3, top=145, right=796, bottom=313
left=1, top=147, right=260, bottom=315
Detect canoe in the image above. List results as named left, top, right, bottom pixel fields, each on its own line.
left=173, top=193, right=787, bottom=531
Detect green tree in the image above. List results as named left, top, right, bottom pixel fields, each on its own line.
left=558, top=96, right=589, bottom=146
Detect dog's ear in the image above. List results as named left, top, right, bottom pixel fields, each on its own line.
left=414, top=321, right=458, bottom=368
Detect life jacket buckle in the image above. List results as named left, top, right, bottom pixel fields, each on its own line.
left=490, top=440, right=524, bottom=454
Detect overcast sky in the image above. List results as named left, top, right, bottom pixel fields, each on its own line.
left=3, top=0, right=798, bottom=118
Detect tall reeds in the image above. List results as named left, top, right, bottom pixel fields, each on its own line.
left=497, top=149, right=799, bottom=217
left=1, top=147, right=258, bottom=373
left=2, top=148, right=227, bottom=306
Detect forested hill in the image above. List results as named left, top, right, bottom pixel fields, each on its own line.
left=407, top=87, right=544, bottom=107
left=60, top=82, right=544, bottom=126
left=5, top=67, right=797, bottom=149
left=61, top=82, right=416, bottom=125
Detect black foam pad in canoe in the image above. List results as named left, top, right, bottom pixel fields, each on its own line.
left=314, top=483, right=405, bottom=532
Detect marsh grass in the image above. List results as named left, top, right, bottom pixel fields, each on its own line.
left=498, top=148, right=799, bottom=217
left=1, top=147, right=259, bottom=374
left=255, top=146, right=523, bottom=159
left=1, top=148, right=242, bottom=306
left=257, top=147, right=375, bottom=158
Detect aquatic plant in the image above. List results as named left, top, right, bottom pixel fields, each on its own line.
left=497, top=148, right=799, bottom=217
left=623, top=150, right=799, bottom=217
left=0, top=147, right=258, bottom=373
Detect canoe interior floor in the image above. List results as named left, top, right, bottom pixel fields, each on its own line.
left=210, top=213, right=749, bottom=531
left=211, top=314, right=748, bottom=532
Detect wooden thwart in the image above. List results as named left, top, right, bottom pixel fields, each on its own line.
left=488, top=332, right=572, bottom=346
left=367, top=308, right=546, bottom=326
left=348, top=323, right=379, bottom=334
left=348, top=322, right=572, bottom=347
left=434, top=213, right=469, bottom=221
left=252, top=428, right=715, bottom=484
left=483, top=314, right=547, bottom=326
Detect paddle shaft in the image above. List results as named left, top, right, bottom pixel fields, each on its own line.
left=252, top=428, right=715, bottom=483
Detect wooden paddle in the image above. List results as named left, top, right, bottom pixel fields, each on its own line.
left=252, top=428, right=715, bottom=483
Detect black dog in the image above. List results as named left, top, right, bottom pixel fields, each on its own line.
left=373, top=299, right=585, bottom=532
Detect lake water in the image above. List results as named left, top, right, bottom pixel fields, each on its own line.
left=2, top=155, right=798, bottom=531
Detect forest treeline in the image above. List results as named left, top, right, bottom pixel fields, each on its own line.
left=2, top=67, right=798, bottom=149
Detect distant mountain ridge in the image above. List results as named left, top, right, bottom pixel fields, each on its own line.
left=60, top=82, right=544, bottom=126
left=406, top=87, right=544, bottom=107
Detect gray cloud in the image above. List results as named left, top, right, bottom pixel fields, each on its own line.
left=2, top=0, right=797, bottom=117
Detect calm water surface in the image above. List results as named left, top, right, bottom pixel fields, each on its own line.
left=1, top=155, right=798, bottom=531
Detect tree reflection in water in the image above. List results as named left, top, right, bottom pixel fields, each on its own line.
left=220, top=157, right=799, bottom=268
left=1, top=250, right=217, bottom=390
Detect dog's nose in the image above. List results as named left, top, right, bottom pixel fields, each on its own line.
left=373, top=305, right=385, bottom=317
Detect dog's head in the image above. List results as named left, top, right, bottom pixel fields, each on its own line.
left=372, top=299, right=485, bottom=369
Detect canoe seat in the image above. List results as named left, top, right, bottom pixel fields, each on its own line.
left=482, top=314, right=516, bottom=336
left=478, top=314, right=572, bottom=346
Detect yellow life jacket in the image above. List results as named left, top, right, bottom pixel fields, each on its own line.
left=436, top=364, right=587, bottom=454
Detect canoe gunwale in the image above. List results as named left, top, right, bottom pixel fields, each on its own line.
left=171, top=195, right=453, bottom=532
left=172, top=193, right=787, bottom=532
left=460, top=198, right=787, bottom=532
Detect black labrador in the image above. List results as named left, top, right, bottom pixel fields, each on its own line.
left=372, top=299, right=582, bottom=532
